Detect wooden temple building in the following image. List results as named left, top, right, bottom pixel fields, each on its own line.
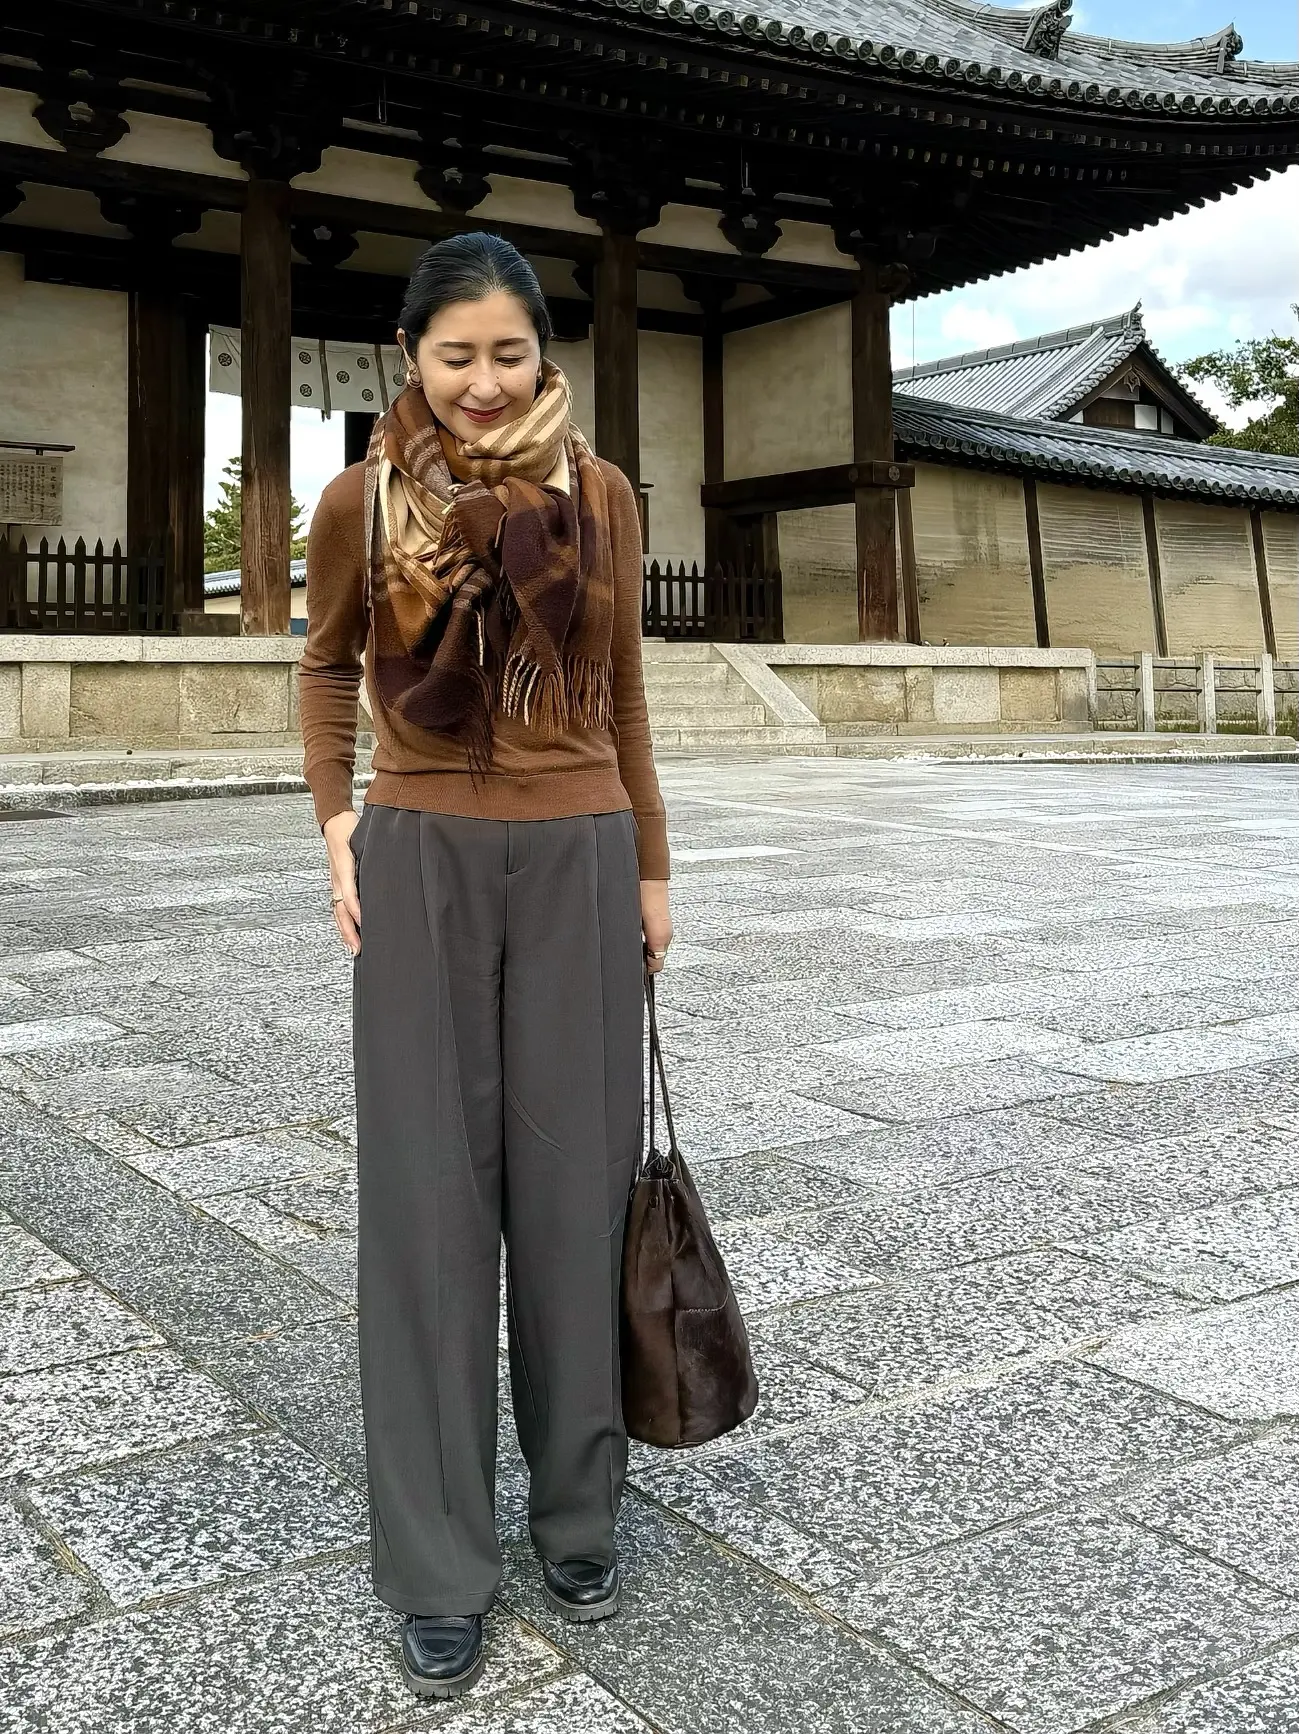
left=1, top=0, right=1297, bottom=658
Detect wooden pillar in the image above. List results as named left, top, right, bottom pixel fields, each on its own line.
left=240, top=176, right=292, bottom=635
left=129, top=289, right=205, bottom=623
left=850, top=273, right=898, bottom=641
left=702, top=319, right=724, bottom=570
left=345, top=412, right=376, bottom=469
left=1249, top=505, right=1278, bottom=658
left=1141, top=491, right=1169, bottom=657
left=593, top=229, right=640, bottom=495
left=127, top=288, right=175, bottom=560
left=897, top=483, right=922, bottom=645
left=172, top=305, right=206, bottom=616
left=1023, top=477, right=1050, bottom=649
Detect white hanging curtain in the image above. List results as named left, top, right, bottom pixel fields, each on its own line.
left=208, top=328, right=406, bottom=416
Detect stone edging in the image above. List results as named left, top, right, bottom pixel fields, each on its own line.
left=0, top=635, right=305, bottom=665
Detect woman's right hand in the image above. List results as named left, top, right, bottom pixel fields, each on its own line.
left=324, top=809, right=362, bottom=956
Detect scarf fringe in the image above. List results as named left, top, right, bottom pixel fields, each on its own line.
left=500, top=651, right=613, bottom=737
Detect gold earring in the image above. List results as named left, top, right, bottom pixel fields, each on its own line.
left=405, top=364, right=421, bottom=388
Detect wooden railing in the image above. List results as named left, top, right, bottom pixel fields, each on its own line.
left=1, top=537, right=179, bottom=635
left=642, top=560, right=783, bottom=642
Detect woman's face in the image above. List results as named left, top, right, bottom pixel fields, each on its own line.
left=399, top=291, right=541, bottom=444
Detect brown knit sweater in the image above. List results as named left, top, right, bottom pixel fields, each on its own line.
left=298, top=458, right=671, bottom=881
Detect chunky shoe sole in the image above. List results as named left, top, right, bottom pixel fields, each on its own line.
left=541, top=1579, right=621, bottom=1623
left=400, top=1645, right=486, bottom=1699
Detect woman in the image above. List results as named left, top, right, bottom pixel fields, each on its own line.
left=298, top=232, right=672, bottom=1700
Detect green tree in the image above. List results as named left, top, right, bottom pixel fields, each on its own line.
left=203, top=457, right=309, bottom=572
left=1178, top=306, right=1299, bottom=458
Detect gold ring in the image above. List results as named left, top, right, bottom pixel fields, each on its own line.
left=331, top=895, right=345, bottom=906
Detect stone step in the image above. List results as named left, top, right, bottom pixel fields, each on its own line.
left=638, top=639, right=721, bottom=664
left=644, top=682, right=756, bottom=702
left=647, top=703, right=769, bottom=727
left=652, top=724, right=828, bottom=749
left=640, top=664, right=732, bottom=689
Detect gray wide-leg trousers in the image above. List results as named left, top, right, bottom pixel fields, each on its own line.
left=349, top=804, right=645, bottom=1616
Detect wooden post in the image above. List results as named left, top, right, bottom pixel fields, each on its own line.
left=702, top=319, right=724, bottom=571
left=593, top=229, right=640, bottom=495
left=345, top=412, right=376, bottom=469
left=1023, top=477, right=1050, bottom=649
left=897, top=483, right=922, bottom=645
left=1250, top=505, right=1278, bottom=658
left=240, top=176, right=292, bottom=636
left=129, top=288, right=204, bottom=628
left=172, top=305, right=206, bottom=618
left=1141, top=491, right=1169, bottom=657
left=850, top=271, right=898, bottom=641
left=127, top=288, right=175, bottom=563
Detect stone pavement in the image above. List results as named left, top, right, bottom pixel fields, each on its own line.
left=2, top=757, right=1299, bottom=1733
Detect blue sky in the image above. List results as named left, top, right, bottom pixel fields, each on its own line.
left=1072, top=0, right=1293, bottom=61
left=207, top=0, right=1299, bottom=517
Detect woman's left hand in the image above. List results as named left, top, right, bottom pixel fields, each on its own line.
left=640, top=880, right=672, bottom=976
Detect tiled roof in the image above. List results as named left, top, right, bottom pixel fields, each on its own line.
left=204, top=560, right=306, bottom=598
left=894, top=394, right=1299, bottom=506
left=893, top=307, right=1216, bottom=430
left=591, top=0, right=1299, bottom=113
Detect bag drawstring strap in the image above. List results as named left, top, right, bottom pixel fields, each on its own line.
left=644, top=970, right=680, bottom=1176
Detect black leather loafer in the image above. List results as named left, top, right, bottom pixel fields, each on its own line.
left=399, top=1613, right=485, bottom=1698
left=540, top=1555, right=620, bottom=1622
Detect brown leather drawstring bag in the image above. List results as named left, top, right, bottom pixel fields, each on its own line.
left=619, top=972, right=759, bottom=1448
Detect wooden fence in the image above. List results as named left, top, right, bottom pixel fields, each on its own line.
left=1, top=537, right=178, bottom=635
left=642, top=560, right=783, bottom=642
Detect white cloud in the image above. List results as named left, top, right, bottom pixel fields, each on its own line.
left=204, top=392, right=344, bottom=529
left=936, top=305, right=1019, bottom=352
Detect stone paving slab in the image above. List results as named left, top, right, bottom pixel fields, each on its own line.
left=197, top=1316, right=368, bottom=1487
left=774, top=1105, right=1122, bottom=1192
left=0, top=1564, right=565, bottom=1734
left=750, top=1249, right=1193, bottom=1400
left=500, top=1497, right=985, bottom=1734
left=0, top=1097, right=346, bottom=1346
left=1129, top=1645, right=1299, bottom=1733
left=28, top=1432, right=368, bottom=1606
left=1118, top=1436, right=1299, bottom=1600
left=0, top=1280, right=160, bottom=1377
left=1, top=1348, right=254, bottom=1482
left=1072, top=1187, right=1299, bottom=1300
left=1087, top=1291, right=1299, bottom=1421
left=666, top=1359, right=1241, bottom=1577
left=0, top=1504, right=95, bottom=1640
left=3, top=759, right=1299, bottom=1731
left=827, top=1510, right=1299, bottom=1734
left=770, top=1163, right=1172, bottom=1280
left=0, top=1224, right=77, bottom=1293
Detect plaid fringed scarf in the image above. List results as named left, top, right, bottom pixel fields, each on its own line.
left=362, top=358, right=615, bottom=780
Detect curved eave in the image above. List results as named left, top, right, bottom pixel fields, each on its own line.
left=899, top=164, right=1281, bottom=305
left=567, top=0, right=1299, bottom=120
